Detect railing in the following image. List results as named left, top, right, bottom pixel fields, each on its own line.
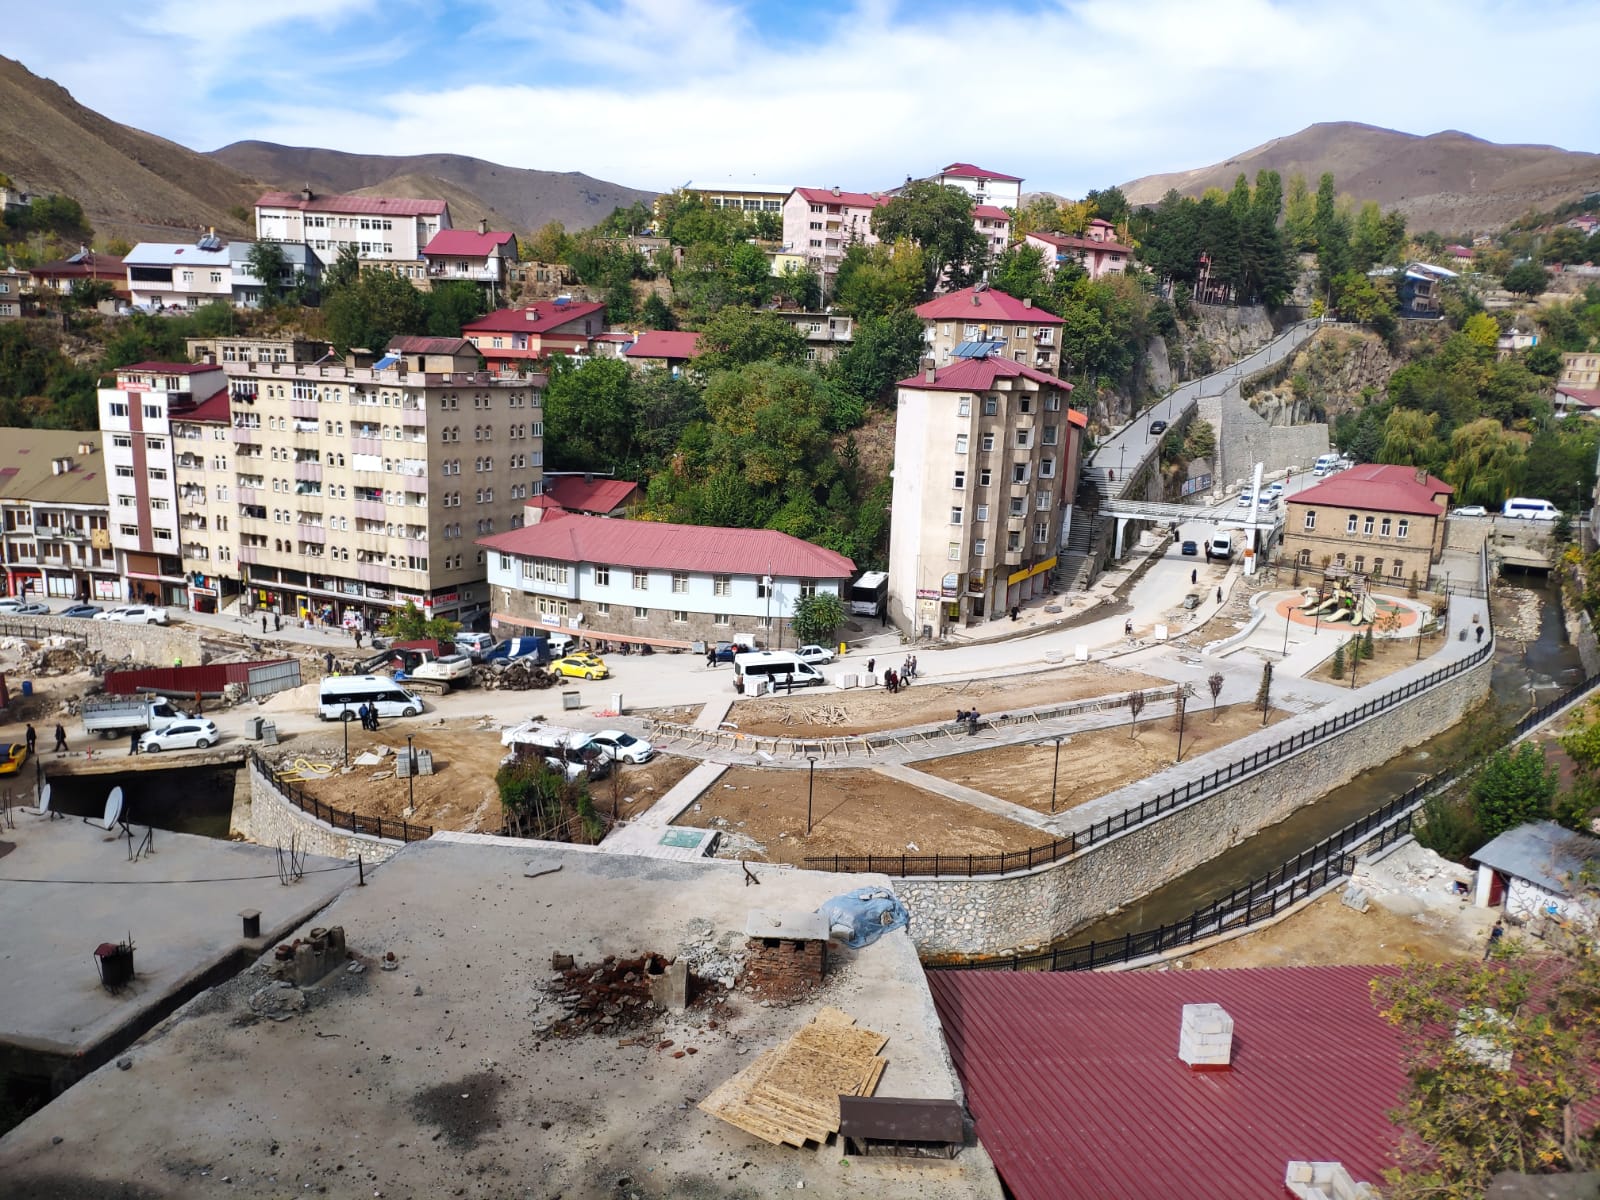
left=249, top=750, right=432, bottom=843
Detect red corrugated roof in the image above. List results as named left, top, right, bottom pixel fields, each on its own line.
left=387, top=335, right=473, bottom=355
left=898, top=356, right=1072, bottom=393
left=478, top=513, right=854, bottom=578
left=119, top=362, right=223, bottom=376
left=916, top=286, right=1064, bottom=324
left=625, top=330, right=703, bottom=360
left=941, top=163, right=1022, bottom=182
left=1028, top=230, right=1134, bottom=255
left=423, top=229, right=515, bottom=257
left=791, top=187, right=885, bottom=209
left=186, top=381, right=231, bottom=423
left=461, top=303, right=606, bottom=335
left=256, top=191, right=447, bottom=216
left=1557, top=385, right=1600, bottom=409
left=1288, top=464, right=1453, bottom=516
left=973, top=205, right=1012, bottom=221
left=545, top=476, right=639, bottom=514
left=929, top=966, right=1409, bottom=1200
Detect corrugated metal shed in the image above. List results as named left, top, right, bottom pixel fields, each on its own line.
left=1472, top=820, right=1600, bottom=896
left=928, top=966, right=1409, bottom=1200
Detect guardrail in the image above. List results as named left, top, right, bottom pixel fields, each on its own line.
left=248, top=750, right=432, bottom=843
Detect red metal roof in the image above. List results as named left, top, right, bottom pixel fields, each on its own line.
left=119, top=362, right=224, bottom=376
left=916, top=286, right=1065, bottom=324
left=30, top=253, right=124, bottom=279
left=897, top=356, right=1074, bottom=398
left=186, top=381, right=231, bottom=423
left=256, top=191, right=447, bottom=216
left=423, top=229, right=516, bottom=257
left=544, top=476, right=639, bottom=514
left=462, top=303, right=606, bottom=335
left=478, top=513, right=854, bottom=578
left=1027, top=230, right=1134, bottom=256
left=387, top=335, right=473, bottom=355
left=625, top=330, right=703, bottom=360
left=1288, top=464, right=1453, bottom=517
left=972, top=205, right=1012, bottom=221
left=941, top=163, right=1022, bottom=182
left=791, top=187, right=886, bottom=209
left=1557, top=385, right=1600, bottom=409
left=929, top=966, right=1410, bottom=1200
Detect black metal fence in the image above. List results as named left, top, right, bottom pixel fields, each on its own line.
left=249, top=750, right=432, bottom=843
left=804, top=639, right=1495, bottom=878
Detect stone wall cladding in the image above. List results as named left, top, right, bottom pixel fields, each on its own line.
left=1215, top=385, right=1329, bottom=490
left=241, top=757, right=405, bottom=863
left=0, top=614, right=205, bottom=667
left=899, top=650, right=1492, bottom=957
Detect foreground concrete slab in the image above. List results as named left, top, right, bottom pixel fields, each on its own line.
left=0, top=837, right=1000, bottom=1199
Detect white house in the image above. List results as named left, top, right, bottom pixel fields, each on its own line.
left=1472, top=820, right=1599, bottom=932
left=125, top=235, right=235, bottom=309
left=921, top=163, right=1023, bottom=213
left=478, top=509, right=854, bottom=650
left=254, top=188, right=450, bottom=266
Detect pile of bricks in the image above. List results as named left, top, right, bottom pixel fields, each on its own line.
left=543, top=952, right=720, bottom=1036
left=743, top=936, right=827, bottom=1000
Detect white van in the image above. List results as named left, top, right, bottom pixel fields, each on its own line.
left=1206, top=532, right=1233, bottom=561
left=732, top=651, right=825, bottom=694
left=318, top=675, right=424, bottom=720
left=1502, top=497, right=1559, bottom=521
left=1312, top=453, right=1340, bottom=476
left=500, top=722, right=611, bottom=782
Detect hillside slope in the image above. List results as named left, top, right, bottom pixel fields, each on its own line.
left=209, top=142, right=656, bottom=234
left=0, top=55, right=259, bottom=241
left=1122, top=122, right=1600, bottom=233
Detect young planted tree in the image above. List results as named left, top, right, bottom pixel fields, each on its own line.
left=1331, top=641, right=1346, bottom=679
left=1255, top=661, right=1273, bottom=723
left=791, top=593, right=846, bottom=647
left=1361, top=625, right=1376, bottom=661
left=1126, top=689, right=1146, bottom=739
left=1207, top=672, right=1224, bottom=722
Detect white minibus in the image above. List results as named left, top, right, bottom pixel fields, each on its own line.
left=1502, top=497, right=1558, bottom=521
left=318, top=675, right=424, bottom=720
left=732, top=651, right=825, bottom=694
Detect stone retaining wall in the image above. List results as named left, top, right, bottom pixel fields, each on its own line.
left=0, top=614, right=204, bottom=668
left=236, top=756, right=406, bottom=864
left=898, top=649, right=1493, bottom=956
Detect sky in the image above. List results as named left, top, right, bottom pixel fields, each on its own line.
left=9, top=0, right=1600, bottom=197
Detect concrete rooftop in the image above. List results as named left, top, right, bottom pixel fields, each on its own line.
left=0, top=814, right=352, bottom=1064
left=1, top=835, right=1000, bottom=1199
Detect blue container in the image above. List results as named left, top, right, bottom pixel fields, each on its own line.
left=20, top=680, right=32, bottom=697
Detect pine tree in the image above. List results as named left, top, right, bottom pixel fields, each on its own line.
left=1362, top=626, right=1376, bottom=660
left=1331, top=642, right=1346, bottom=679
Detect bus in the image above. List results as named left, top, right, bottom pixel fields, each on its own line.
left=849, top=571, right=888, bottom=619
left=731, top=651, right=825, bottom=694
left=318, top=675, right=424, bottom=720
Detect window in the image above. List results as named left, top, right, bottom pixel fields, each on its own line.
left=1015, top=429, right=1031, bottom=449
left=1354, top=555, right=1365, bottom=573
left=713, top=575, right=730, bottom=596
left=669, top=610, right=688, bottom=623
left=1009, top=496, right=1025, bottom=516
left=947, top=542, right=960, bottom=561
left=671, top=571, right=688, bottom=593
left=1397, top=520, right=1409, bottom=539
left=981, top=433, right=995, bottom=453
left=1380, top=517, right=1392, bottom=537
left=713, top=612, right=729, bottom=626
left=953, top=470, right=966, bottom=490
left=634, top=606, right=648, bottom=619
left=1363, top=516, right=1375, bottom=536
left=1036, top=492, right=1051, bottom=511
left=1346, top=514, right=1359, bottom=534
left=594, top=565, right=611, bottom=586
left=1035, top=520, right=1049, bottom=544
left=979, top=468, right=992, bottom=487
left=1007, top=531, right=1022, bottom=551
left=957, top=398, right=970, bottom=418
left=1040, top=458, right=1055, bottom=479
left=143, top=405, right=161, bottom=420
left=1373, top=558, right=1384, bottom=576
left=1042, top=425, right=1058, bottom=446
left=108, top=403, right=128, bottom=418
left=974, top=538, right=987, bottom=556
left=1012, top=463, right=1029, bottom=484
left=1392, top=560, right=1404, bottom=578
left=1298, top=548, right=1311, bottom=565
left=111, top=435, right=132, bottom=449
left=975, top=504, right=989, bottom=522
left=1304, top=510, right=1317, bottom=531
left=632, top=569, right=648, bottom=590
left=982, top=397, right=997, bottom=416
left=114, top=465, right=133, bottom=478
left=955, top=435, right=968, bottom=455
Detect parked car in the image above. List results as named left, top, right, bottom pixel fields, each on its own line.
left=0, top=742, right=27, bottom=774
left=0, top=601, right=50, bottom=616
left=1451, top=505, right=1488, bottom=517
left=139, top=718, right=220, bottom=753
left=590, top=730, right=654, bottom=764
left=59, top=603, right=102, bottom=618
left=1149, top=419, right=1169, bottom=436
left=454, top=632, right=497, bottom=662
left=552, top=655, right=609, bottom=680
left=1180, top=540, right=1199, bottom=556
left=95, top=605, right=169, bottom=625
left=795, top=644, right=837, bottom=666
left=1236, top=492, right=1255, bottom=508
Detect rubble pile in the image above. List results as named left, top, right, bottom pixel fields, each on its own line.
left=676, top=916, right=747, bottom=990
left=474, top=660, right=556, bottom=690
left=538, top=952, right=725, bottom=1037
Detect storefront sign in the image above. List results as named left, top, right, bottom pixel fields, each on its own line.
left=915, top=588, right=941, bottom=600
left=1006, top=555, right=1058, bottom=586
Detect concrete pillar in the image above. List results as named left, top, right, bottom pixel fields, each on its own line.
left=1115, top=517, right=1128, bottom=560
left=1474, top=863, right=1495, bottom=908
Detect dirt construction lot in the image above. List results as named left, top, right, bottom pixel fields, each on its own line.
left=674, top=766, right=1042, bottom=866
left=919, top=701, right=1290, bottom=814
left=708, top=661, right=1169, bottom=740
left=269, top=718, right=695, bottom=832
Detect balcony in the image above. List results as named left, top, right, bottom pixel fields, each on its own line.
left=239, top=547, right=260, bottom=565
left=351, top=436, right=383, bottom=456
left=353, top=499, right=387, bottom=521
left=401, top=406, right=426, bottom=427
left=235, top=486, right=260, bottom=506
left=1003, top=549, right=1023, bottom=566
left=231, top=425, right=260, bottom=445
left=294, top=461, right=323, bottom=483
left=289, top=399, right=319, bottom=420
left=357, top=562, right=390, bottom=584
left=297, top=524, right=326, bottom=544
left=405, top=538, right=428, bottom=556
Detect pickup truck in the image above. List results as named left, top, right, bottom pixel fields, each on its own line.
left=405, top=653, right=475, bottom=695
left=82, top=696, right=193, bottom=738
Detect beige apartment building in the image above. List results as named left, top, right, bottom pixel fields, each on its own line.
left=888, top=351, right=1087, bottom=636
left=0, top=430, right=118, bottom=601
left=915, top=286, right=1063, bottom=375
left=103, top=338, right=544, bottom=627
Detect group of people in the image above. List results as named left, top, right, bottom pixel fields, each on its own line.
left=954, top=708, right=983, bottom=734
left=878, top=654, right=918, bottom=694
left=354, top=702, right=382, bottom=731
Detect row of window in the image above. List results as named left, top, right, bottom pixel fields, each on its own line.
left=951, top=494, right=1053, bottom=523
left=505, top=560, right=819, bottom=599
left=948, top=524, right=1052, bottom=560
left=538, top=596, right=772, bottom=627
left=1295, top=549, right=1409, bottom=579
left=1302, top=511, right=1411, bottom=538
left=438, top=424, right=541, bottom=443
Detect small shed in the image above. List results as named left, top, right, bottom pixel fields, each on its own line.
left=744, top=909, right=829, bottom=997
left=1471, top=820, right=1599, bottom=931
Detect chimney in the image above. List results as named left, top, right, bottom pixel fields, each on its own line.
left=77, top=441, right=94, bottom=455
left=971, top=290, right=981, bottom=306
left=1415, top=467, right=1427, bottom=486
left=922, top=357, right=937, bottom=385
left=478, top=218, right=488, bottom=235
left=1023, top=297, right=1033, bottom=308
left=1178, top=1002, right=1233, bottom=1070
left=51, top=457, right=72, bottom=476
left=831, top=186, right=841, bottom=197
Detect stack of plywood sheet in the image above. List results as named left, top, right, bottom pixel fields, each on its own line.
left=699, top=1006, right=888, bottom=1147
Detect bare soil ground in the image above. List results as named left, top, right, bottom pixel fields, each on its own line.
left=674, top=766, right=1042, bottom=866
left=276, top=718, right=694, bottom=831
left=1307, top=633, right=1442, bottom=686
left=918, top=702, right=1291, bottom=815
left=700, top=662, right=1169, bottom=740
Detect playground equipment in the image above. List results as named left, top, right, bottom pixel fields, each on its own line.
left=1300, top=581, right=1378, bottom=625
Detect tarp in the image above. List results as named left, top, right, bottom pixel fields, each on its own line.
left=818, top=889, right=909, bottom=949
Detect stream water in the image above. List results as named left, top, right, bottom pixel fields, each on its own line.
left=1061, top=575, right=1582, bottom=946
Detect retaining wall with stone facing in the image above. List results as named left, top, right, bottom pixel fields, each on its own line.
left=0, top=614, right=204, bottom=668
left=898, top=649, right=1493, bottom=957
left=237, top=755, right=407, bottom=864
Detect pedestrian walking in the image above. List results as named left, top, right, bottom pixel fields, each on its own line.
left=53, top=724, right=67, bottom=753
left=909, top=655, right=918, bottom=680
left=274, top=613, right=282, bottom=632
left=1191, top=568, right=1197, bottom=585
left=129, top=729, right=140, bottom=756
left=706, top=646, right=717, bottom=668
left=368, top=707, right=380, bottom=732
left=25, top=724, right=36, bottom=756
left=1124, top=618, right=1134, bottom=637
left=1484, top=921, right=1504, bottom=960
left=262, top=614, right=268, bottom=634
left=1216, top=585, right=1223, bottom=604
left=354, top=629, right=363, bottom=649
left=866, top=658, right=875, bottom=678
left=324, top=651, right=335, bottom=674
left=885, top=669, right=897, bottom=693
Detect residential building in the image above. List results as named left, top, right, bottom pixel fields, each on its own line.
left=1560, top=351, right=1600, bottom=390
left=1554, top=384, right=1600, bottom=418
left=253, top=188, right=450, bottom=266
left=623, top=330, right=702, bottom=376
left=0, top=184, right=34, bottom=215
left=973, top=206, right=1011, bottom=257
left=29, top=250, right=125, bottom=296
left=1472, top=820, right=1599, bottom=932
left=168, top=380, right=240, bottom=613
left=509, top=259, right=579, bottom=302
left=229, top=240, right=320, bottom=308
left=770, top=310, right=853, bottom=363
left=422, top=224, right=519, bottom=299
left=888, top=350, right=1085, bottom=635
left=0, top=430, right=118, bottom=601
left=781, top=187, right=885, bottom=278
left=479, top=510, right=853, bottom=649
left=919, top=163, right=1023, bottom=212
left=185, top=335, right=328, bottom=369
left=915, top=286, right=1063, bottom=375
left=543, top=475, right=639, bottom=517
left=673, top=182, right=792, bottom=217
left=0, top=267, right=35, bottom=320
left=1495, top=321, right=1539, bottom=358
left=1369, top=262, right=1457, bottom=319
left=460, top=301, right=607, bottom=374
left=124, top=234, right=234, bottom=310
left=1024, top=227, right=1133, bottom=281
left=1282, top=464, right=1453, bottom=580
left=98, top=361, right=230, bottom=605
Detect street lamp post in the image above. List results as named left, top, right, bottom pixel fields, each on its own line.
left=1175, top=691, right=1188, bottom=762
left=1349, top=637, right=1360, bottom=689
left=342, top=703, right=350, bottom=765
left=763, top=570, right=773, bottom=650
left=1282, top=605, right=1292, bottom=658
left=405, top=733, right=415, bottom=815
left=806, top=755, right=817, bottom=836
left=1050, top=737, right=1063, bottom=813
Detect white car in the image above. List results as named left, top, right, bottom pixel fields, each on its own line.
left=139, top=718, right=220, bottom=752
left=1265, top=481, right=1285, bottom=499
left=1451, top=505, right=1488, bottom=517
left=590, top=729, right=654, bottom=764
left=795, top=644, right=837, bottom=666
left=95, top=605, right=170, bottom=625
left=1236, top=493, right=1255, bottom=508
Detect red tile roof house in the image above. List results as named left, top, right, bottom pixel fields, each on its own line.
left=542, top=475, right=640, bottom=517
left=1025, top=228, right=1135, bottom=281
left=422, top=225, right=520, bottom=292
left=479, top=510, right=853, bottom=650
left=460, top=301, right=607, bottom=374
left=1283, top=464, right=1454, bottom=578
left=915, top=285, right=1065, bottom=374
left=623, top=330, right=703, bottom=377
left=780, top=187, right=888, bottom=278
left=29, top=251, right=127, bottom=297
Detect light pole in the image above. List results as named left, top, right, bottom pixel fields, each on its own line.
left=1282, top=604, right=1292, bottom=658
left=342, top=703, right=350, bottom=765
left=1349, top=637, right=1360, bottom=689
left=1175, top=690, right=1188, bottom=762
left=763, top=569, right=773, bottom=649
left=1049, top=737, right=1063, bottom=813
left=806, top=755, right=817, bottom=836
left=405, top=733, right=415, bottom=815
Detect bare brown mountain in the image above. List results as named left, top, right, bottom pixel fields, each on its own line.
left=1121, top=122, right=1600, bottom=234
left=0, top=55, right=260, bottom=242
left=209, top=142, right=656, bottom=234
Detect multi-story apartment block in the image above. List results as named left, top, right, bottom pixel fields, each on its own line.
left=0, top=430, right=118, bottom=602
left=888, top=351, right=1086, bottom=636
left=781, top=188, right=886, bottom=278
left=185, top=335, right=328, bottom=368
left=974, top=206, right=1012, bottom=256
left=125, top=235, right=234, bottom=310
left=254, top=189, right=450, bottom=267
left=916, top=286, right=1063, bottom=375
left=670, top=183, right=793, bottom=218
left=98, top=362, right=229, bottom=605
left=170, top=384, right=239, bottom=613
left=922, top=163, right=1023, bottom=212
left=0, top=267, right=34, bottom=319
left=480, top=509, right=853, bottom=650
left=1025, top=223, right=1133, bottom=281
left=229, top=240, right=320, bottom=308
left=193, top=336, right=544, bottom=629
left=1283, top=465, right=1452, bottom=579
left=1560, top=351, right=1600, bottom=391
